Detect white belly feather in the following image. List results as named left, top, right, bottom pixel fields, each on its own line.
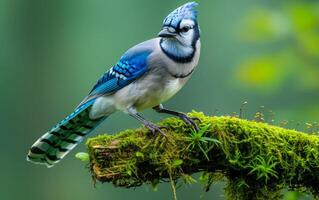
left=160, top=78, right=184, bottom=103
left=113, top=74, right=187, bottom=111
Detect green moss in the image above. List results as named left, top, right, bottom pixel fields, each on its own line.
left=85, top=111, right=319, bottom=200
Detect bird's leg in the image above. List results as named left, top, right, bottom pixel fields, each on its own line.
left=153, top=104, right=199, bottom=132
left=127, top=107, right=166, bottom=136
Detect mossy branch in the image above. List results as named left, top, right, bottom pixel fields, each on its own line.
left=85, top=111, right=319, bottom=200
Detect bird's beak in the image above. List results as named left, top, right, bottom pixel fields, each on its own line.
left=158, top=28, right=177, bottom=38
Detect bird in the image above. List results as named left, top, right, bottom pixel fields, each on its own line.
left=27, top=2, right=201, bottom=167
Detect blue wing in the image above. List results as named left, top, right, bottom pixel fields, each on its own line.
left=82, top=49, right=152, bottom=104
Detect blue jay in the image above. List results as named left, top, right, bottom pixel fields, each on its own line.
left=27, top=2, right=201, bottom=167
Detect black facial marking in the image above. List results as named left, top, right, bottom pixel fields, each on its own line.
left=160, top=22, right=200, bottom=63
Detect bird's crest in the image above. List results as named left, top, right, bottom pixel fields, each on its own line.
left=163, top=2, right=198, bottom=28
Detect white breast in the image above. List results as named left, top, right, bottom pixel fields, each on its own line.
left=160, top=78, right=184, bottom=103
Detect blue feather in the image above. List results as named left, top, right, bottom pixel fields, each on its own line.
left=163, top=2, right=199, bottom=28
left=53, top=99, right=95, bottom=129
left=88, top=50, right=152, bottom=97
left=27, top=99, right=107, bottom=167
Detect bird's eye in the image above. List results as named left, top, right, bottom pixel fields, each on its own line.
left=181, top=26, right=191, bottom=32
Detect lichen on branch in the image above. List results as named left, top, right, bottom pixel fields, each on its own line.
left=85, top=111, right=319, bottom=200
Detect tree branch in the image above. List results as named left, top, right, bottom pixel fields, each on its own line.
left=85, top=111, right=319, bottom=200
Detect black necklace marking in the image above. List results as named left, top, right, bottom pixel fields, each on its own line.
left=169, top=68, right=195, bottom=79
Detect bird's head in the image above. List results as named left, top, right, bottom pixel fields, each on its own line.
left=158, top=2, right=199, bottom=47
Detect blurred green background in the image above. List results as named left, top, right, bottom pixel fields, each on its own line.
left=1, top=0, right=318, bottom=199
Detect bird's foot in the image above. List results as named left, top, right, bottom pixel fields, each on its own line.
left=190, top=116, right=201, bottom=123
left=178, top=113, right=200, bottom=132
left=144, top=122, right=167, bottom=136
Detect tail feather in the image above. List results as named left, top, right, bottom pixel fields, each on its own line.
left=27, top=101, right=106, bottom=167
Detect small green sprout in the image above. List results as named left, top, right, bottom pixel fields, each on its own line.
left=172, top=159, right=183, bottom=167
left=75, top=152, right=89, bottom=162
left=248, top=155, right=278, bottom=183
left=254, top=112, right=265, bottom=122
left=186, top=124, right=220, bottom=160
left=135, top=152, right=144, bottom=159
left=239, top=101, right=248, bottom=118
left=306, top=123, right=313, bottom=129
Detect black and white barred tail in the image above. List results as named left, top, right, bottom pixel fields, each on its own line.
left=27, top=102, right=106, bottom=167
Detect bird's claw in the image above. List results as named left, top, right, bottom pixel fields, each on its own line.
left=145, top=123, right=167, bottom=136
left=190, top=117, right=201, bottom=123
left=179, top=114, right=200, bottom=132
